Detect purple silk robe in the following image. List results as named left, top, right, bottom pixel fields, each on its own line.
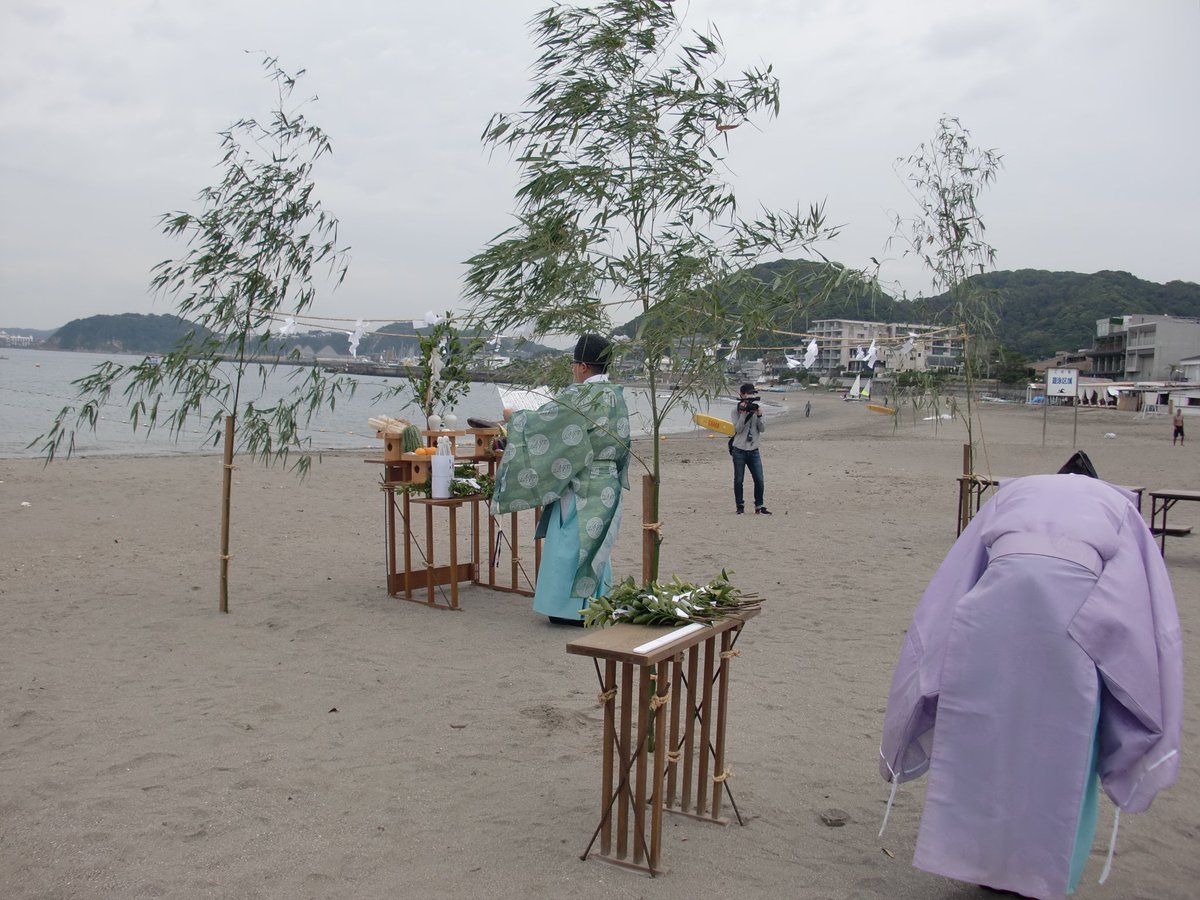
left=880, top=474, right=1182, bottom=899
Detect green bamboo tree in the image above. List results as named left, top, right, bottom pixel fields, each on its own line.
left=890, top=115, right=1002, bottom=465
left=465, top=0, right=840, bottom=580
left=32, top=56, right=355, bottom=612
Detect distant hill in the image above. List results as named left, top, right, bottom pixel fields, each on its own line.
left=45, top=313, right=214, bottom=354
left=40, top=315, right=558, bottom=360
left=617, top=261, right=1200, bottom=361
left=966, top=269, right=1200, bottom=359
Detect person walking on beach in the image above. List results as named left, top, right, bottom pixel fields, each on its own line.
left=731, top=383, right=770, bottom=515
left=804, top=399, right=811, bottom=418
left=879, top=461, right=1181, bottom=899
left=1172, top=408, right=1185, bottom=445
left=491, top=334, right=631, bottom=626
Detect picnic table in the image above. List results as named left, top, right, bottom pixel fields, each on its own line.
left=957, top=475, right=1146, bottom=536
left=1148, top=489, right=1200, bottom=554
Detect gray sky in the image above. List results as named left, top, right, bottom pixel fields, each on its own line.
left=2, top=0, right=1197, bottom=332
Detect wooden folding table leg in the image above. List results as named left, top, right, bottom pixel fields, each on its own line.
left=648, top=659, right=670, bottom=870
left=667, top=652, right=683, bottom=808
left=616, top=662, right=633, bottom=860
left=681, top=645, right=699, bottom=813
left=633, top=665, right=651, bottom=866
left=510, top=511, right=520, bottom=591
left=385, top=485, right=398, bottom=596
left=696, top=635, right=716, bottom=817
left=402, top=491, right=413, bottom=599
left=425, top=502, right=435, bottom=605
left=711, top=630, right=733, bottom=820
left=600, top=659, right=616, bottom=857
left=448, top=504, right=459, bottom=610
left=471, top=500, right=480, bottom=587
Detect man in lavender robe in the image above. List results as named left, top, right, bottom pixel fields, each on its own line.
left=880, top=471, right=1182, bottom=899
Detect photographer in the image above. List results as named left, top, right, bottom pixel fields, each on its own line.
left=731, top=383, right=770, bottom=515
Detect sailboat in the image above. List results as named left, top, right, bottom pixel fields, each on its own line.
left=843, top=373, right=872, bottom=401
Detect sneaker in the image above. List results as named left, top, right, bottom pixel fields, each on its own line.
left=736, top=508, right=745, bottom=515
left=755, top=507, right=773, bottom=515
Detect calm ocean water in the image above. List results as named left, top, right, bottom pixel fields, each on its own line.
left=0, top=349, right=722, bottom=460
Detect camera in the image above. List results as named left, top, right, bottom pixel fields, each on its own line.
left=738, top=395, right=761, bottom=414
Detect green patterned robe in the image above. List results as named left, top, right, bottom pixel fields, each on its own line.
left=491, top=380, right=631, bottom=603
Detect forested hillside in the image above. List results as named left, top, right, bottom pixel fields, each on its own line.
left=618, top=260, right=1200, bottom=361
left=45, top=313, right=212, bottom=353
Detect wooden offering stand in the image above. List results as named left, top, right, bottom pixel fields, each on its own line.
left=566, top=608, right=759, bottom=876
left=369, top=427, right=541, bottom=609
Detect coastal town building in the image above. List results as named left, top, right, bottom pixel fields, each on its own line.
left=1085, top=314, right=1200, bottom=381
left=0, top=330, right=36, bottom=347
left=806, top=319, right=963, bottom=375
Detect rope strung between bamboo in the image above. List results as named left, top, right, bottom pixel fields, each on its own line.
left=649, top=688, right=671, bottom=711
left=252, top=305, right=964, bottom=351
left=712, top=767, right=734, bottom=783
left=666, top=750, right=682, bottom=763
left=219, top=554, right=232, bottom=561
left=596, top=688, right=617, bottom=706
left=641, top=521, right=663, bottom=535
left=720, top=649, right=741, bottom=660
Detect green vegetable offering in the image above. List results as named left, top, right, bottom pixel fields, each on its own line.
left=583, top=572, right=760, bottom=629
left=400, top=424, right=423, bottom=454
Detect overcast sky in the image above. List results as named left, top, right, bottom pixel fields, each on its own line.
left=2, top=0, right=1197, bottom=333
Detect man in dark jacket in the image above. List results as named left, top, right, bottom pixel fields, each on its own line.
left=731, top=383, right=770, bottom=515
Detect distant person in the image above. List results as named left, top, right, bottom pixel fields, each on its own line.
left=1172, top=408, right=1185, bottom=445
left=879, top=459, right=1182, bottom=899
left=491, top=334, right=631, bottom=626
left=731, top=383, right=770, bottom=515
left=804, top=399, right=811, bottom=418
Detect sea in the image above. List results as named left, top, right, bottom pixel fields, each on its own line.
left=0, top=349, right=732, bottom=460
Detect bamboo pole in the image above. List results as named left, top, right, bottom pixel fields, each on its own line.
left=642, top=474, right=656, bottom=584
left=219, top=415, right=235, bottom=613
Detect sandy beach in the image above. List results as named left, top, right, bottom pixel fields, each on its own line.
left=2, top=394, right=1196, bottom=899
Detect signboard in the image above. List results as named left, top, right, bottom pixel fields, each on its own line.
left=1045, top=367, right=1079, bottom=398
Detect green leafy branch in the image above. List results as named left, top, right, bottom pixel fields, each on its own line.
left=583, top=571, right=761, bottom=628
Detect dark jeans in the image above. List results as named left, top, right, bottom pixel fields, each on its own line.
left=732, top=446, right=765, bottom=510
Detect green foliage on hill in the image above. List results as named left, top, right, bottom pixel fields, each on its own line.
left=46, top=313, right=213, bottom=353
left=620, top=259, right=1200, bottom=361
left=966, top=269, right=1200, bottom=359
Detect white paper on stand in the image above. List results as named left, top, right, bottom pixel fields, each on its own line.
left=633, top=622, right=707, bottom=655
left=430, top=455, right=453, bottom=499
left=498, top=385, right=554, bottom=413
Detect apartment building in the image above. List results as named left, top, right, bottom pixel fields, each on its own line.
left=1087, top=315, right=1200, bottom=381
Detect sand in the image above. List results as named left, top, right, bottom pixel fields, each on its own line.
left=1, top=394, right=1196, bottom=899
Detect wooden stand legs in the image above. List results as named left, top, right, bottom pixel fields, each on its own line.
left=582, top=624, right=746, bottom=876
